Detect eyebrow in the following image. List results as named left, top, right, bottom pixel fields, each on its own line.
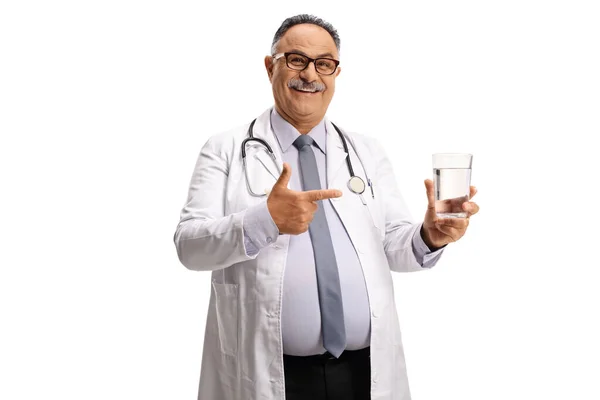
left=288, top=49, right=337, bottom=59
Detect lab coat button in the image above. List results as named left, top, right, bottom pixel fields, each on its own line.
left=371, top=310, right=378, bottom=318
left=266, top=237, right=273, bottom=243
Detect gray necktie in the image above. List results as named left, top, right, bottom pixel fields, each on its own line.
left=292, top=134, right=346, bottom=358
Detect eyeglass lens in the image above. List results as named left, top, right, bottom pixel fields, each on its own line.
left=286, top=53, right=337, bottom=75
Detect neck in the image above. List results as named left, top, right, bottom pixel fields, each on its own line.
left=274, top=105, right=322, bottom=134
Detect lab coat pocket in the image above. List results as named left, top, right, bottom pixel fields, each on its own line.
left=366, top=201, right=380, bottom=229
left=211, top=280, right=239, bottom=356
left=364, top=185, right=384, bottom=238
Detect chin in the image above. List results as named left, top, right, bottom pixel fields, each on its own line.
left=289, top=97, right=326, bottom=115
left=293, top=104, right=323, bottom=119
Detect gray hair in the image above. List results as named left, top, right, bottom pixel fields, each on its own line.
left=270, top=14, right=341, bottom=56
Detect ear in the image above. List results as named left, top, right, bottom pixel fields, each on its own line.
left=264, top=55, right=274, bottom=82
left=335, top=65, right=341, bottom=78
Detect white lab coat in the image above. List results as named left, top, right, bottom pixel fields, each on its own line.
left=174, top=108, right=439, bottom=400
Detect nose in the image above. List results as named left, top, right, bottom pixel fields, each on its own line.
left=299, top=60, right=319, bottom=82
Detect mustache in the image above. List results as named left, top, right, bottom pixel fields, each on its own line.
left=287, top=78, right=326, bottom=93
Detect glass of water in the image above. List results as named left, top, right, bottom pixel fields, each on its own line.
left=432, top=153, right=473, bottom=218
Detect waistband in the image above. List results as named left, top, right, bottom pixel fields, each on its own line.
left=283, top=346, right=370, bottom=364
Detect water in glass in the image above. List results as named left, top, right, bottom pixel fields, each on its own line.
left=434, top=167, right=471, bottom=218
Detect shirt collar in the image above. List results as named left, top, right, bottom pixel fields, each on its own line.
left=270, top=107, right=327, bottom=155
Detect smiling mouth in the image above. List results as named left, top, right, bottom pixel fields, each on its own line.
left=292, top=87, right=320, bottom=94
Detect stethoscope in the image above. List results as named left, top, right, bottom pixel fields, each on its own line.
left=242, top=118, right=374, bottom=202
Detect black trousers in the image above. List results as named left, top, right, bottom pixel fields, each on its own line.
left=283, top=347, right=371, bottom=400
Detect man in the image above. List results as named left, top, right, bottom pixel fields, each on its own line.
left=173, top=14, right=479, bottom=400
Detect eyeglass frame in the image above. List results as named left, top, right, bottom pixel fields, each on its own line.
left=272, top=52, right=340, bottom=76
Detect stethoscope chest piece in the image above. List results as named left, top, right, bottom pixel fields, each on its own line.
left=347, top=176, right=366, bottom=194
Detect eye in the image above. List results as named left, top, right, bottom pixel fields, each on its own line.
left=316, top=60, right=333, bottom=68
left=289, top=56, right=306, bottom=66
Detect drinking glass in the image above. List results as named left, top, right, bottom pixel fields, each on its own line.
left=432, top=153, right=473, bottom=218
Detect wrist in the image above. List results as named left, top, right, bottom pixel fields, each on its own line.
left=420, top=225, right=445, bottom=252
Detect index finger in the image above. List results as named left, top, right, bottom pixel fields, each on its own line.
left=424, top=179, right=435, bottom=210
left=302, top=189, right=343, bottom=202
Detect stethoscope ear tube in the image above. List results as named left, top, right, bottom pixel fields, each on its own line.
left=331, top=122, right=356, bottom=178
left=242, top=119, right=276, bottom=159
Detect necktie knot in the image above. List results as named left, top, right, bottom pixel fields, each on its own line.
left=293, top=135, right=314, bottom=150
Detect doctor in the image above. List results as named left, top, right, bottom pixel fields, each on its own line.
left=174, top=14, right=479, bottom=400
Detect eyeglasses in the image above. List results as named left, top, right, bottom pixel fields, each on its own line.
left=272, top=52, right=340, bottom=76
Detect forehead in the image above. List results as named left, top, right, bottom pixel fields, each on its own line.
left=277, top=24, right=338, bottom=57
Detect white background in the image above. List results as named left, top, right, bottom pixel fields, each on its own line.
left=1, top=0, right=599, bottom=399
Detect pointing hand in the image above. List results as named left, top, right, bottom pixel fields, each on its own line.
left=267, top=163, right=342, bottom=235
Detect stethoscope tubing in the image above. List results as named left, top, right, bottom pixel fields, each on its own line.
left=242, top=118, right=370, bottom=197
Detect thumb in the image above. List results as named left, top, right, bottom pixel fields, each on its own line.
left=274, top=162, right=292, bottom=189
left=424, top=179, right=435, bottom=211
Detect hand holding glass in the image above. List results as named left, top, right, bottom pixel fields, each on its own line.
left=433, top=153, right=473, bottom=218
